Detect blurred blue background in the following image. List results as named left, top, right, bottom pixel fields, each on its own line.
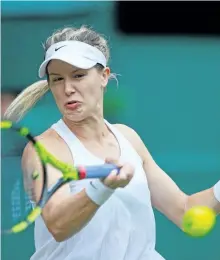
left=1, top=1, right=219, bottom=260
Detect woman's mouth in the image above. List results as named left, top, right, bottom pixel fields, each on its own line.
left=65, top=101, right=80, bottom=110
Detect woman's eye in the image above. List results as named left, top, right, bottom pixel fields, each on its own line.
left=73, top=74, right=85, bottom=79
left=52, top=77, right=63, bottom=82
left=50, top=74, right=85, bottom=82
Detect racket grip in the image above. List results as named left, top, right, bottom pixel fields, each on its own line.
left=83, top=164, right=120, bottom=179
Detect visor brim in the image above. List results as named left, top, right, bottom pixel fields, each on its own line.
left=38, top=53, right=97, bottom=78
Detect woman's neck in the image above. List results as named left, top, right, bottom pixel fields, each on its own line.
left=62, top=115, right=109, bottom=143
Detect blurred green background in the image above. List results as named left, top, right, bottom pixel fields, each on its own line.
left=1, top=1, right=219, bottom=260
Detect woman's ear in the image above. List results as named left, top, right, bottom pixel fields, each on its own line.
left=101, top=67, right=110, bottom=88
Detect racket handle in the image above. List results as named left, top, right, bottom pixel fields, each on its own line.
left=82, top=164, right=120, bottom=179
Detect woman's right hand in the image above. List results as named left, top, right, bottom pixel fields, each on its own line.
left=102, top=158, right=134, bottom=189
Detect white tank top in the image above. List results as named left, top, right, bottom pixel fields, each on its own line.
left=30, top=119, right=165, bottom=260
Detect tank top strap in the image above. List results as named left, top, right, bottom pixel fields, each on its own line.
left=51, top=119, right=91, bottom=165
left=51, top=119, right=106, bottom=165
left=104, top=119, right=143, bottom=165
left=51, top=119, right=78, bottom=145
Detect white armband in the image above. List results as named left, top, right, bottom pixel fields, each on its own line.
left=85, top=179, right=114, bottom=206
left=213, top=180, right=220, bottom=202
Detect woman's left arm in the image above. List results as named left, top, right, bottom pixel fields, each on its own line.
left=142, top=152, right=220, bottom=228
left=115, top=124, right=220, bottom=228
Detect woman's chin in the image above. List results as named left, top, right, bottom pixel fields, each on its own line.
left=64, top=111, right=86, bottom=123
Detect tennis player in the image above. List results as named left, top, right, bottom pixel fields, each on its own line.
left=5, top=26, right=220, bottom=260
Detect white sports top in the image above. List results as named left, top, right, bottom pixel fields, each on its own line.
left=30, top=119, right=165, bottom=260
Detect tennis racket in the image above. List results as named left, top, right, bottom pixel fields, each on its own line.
left=1, top=120, right=118, bottom=235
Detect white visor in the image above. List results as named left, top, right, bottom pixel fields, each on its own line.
left=38, top=41, right=107, bottom=78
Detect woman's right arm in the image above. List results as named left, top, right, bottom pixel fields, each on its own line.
left=22, top=142, right=134, bottom=242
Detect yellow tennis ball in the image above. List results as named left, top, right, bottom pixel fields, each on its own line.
left=182, top=206, right=216, bottom=237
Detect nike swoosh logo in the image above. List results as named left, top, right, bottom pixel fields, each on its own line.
left=55, top=45, right=66, bottom=51
left=90, top=181, right=97, bottom=190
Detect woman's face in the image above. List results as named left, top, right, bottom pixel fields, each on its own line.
left=47, top=60, right=110, bottom=122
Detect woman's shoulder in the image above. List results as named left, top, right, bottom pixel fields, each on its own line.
left=114, top=123, right=149, bottom=163
left=114, top=123, right=139, bottom=141
left=22, top=126, right=72, bottom=164
left=23, top=128, right=62, bottom=157
left=35, top=128, right=57, bottom=142
left=113, top=124, right=144, bottom=154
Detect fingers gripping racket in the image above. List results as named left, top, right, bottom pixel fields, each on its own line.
left=1, top=120, right=118, bottom=235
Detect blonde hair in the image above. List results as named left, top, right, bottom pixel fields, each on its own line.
left=4, top=25, right=116, bottom=122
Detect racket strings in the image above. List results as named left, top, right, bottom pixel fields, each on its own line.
left=1, top=123, right=46, bottom=234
